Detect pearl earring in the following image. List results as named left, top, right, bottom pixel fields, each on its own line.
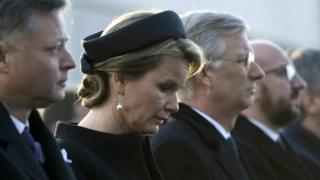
left=116, top=94, right=123, bottom=110
left=116, top=102, right=123, bottom=110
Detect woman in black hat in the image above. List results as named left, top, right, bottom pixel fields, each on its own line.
left=55, top=9, right=204, bottom=180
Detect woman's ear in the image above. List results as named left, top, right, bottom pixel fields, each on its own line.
left=112, top=73, right=126, bottom=95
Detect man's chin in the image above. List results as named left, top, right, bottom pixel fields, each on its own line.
left=52, top=92, right=65, bottom=102
left=39, top=93, right=65, bottom=108
left=241, top=97, right=254, bottom=110
left=271, top=108, right=300, bottom=128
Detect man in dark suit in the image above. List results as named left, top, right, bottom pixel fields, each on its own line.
left=151, top=11, right=264, bottom=180
left=232, top=40, right=315, bottom=180
left=284, top=49, right=320, bottom=171
left=0, top=0, right=76, bottom=179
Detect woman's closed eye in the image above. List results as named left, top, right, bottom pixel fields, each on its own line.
left=158, top=82, right=178, bottom=93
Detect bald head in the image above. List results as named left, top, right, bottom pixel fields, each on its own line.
left=250, top=40, right=289, bottom=71
left=244, top=40, right=306, bottom=130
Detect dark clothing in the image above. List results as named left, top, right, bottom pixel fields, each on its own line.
left=232, top=115, right=315, bottom=180
left=55, top=122, right=163, bottom=180
left=151, top=103, right=255, bottom=180
left=284, top=122, right=320, bottom=176
left=284, top=122, right=320, bottom=168
left=0, top=102, right=76, bottom=180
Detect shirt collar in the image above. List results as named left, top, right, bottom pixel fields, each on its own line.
left=10, top=115, right=29, bottom=134
left=248, top=117, right=279, bottom=142
left=193, top=107, right=231, bottom=139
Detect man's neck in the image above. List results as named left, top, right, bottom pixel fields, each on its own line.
left=185, top=100, right=239, bottom=132
left=1, top=101, right=30, bottom=124
left=242, top=110, right=282, bottom=133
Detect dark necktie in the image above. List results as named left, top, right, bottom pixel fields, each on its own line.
left=21, top=127, right=41, bottom=162
left=227, top=137, right=250, bottom=180
left=227, top=137, right=240, bottom=158
left=276, top=134, right=287, bottom=150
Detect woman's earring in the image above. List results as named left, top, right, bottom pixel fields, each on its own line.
left=116, top=95, right=123, bottom=110
left=116, top=101, right=123, bottom=110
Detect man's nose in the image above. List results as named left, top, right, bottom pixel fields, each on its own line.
left=291, top=73, right=306, bottom=91
left=248, top=62, right=265, bottom=81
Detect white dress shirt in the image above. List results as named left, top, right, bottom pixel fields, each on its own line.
left=10, top=115, right=29, bottom=134
left=248, top=117, right=279, bottom=142
left=10, top=115, right=45, bottom=163
left=193, top=107, right=231, bottom=140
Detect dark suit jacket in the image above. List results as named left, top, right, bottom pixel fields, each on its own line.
left=284, top=122, right=320, bottom=168
left=284, top=122, right=320, bottom=176
left=151, top=103, right=255, bottom=180
left=0, top=102, right=76, bottom=180
left=232, top=115, right=315, bottom=180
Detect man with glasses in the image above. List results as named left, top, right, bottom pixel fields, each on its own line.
left=232, top=40, right=315, bottom=180
left=284, top=49, right=320, bottom=176
left=151, top=11, right=264, bottom=180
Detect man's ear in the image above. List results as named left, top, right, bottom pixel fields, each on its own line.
left=198, top=68, right=213, bottom=87
left=0, top=42, right=10, bottom=74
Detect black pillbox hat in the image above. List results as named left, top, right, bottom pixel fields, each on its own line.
left=80, top=10, right=186, bottom=74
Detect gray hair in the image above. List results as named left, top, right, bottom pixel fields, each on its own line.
left=0, top=0, right=68, bottom=47
left=291, top=49, right=320, bottom=94
left=179, top=10, right=248, bottom=100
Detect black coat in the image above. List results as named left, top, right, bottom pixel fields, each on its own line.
left=0, top=102, right=76, bottom=180
left=232, top=115, right=315, bottom=180
left=151, top=103, right=255, bottom=180
left=284, top=122, right=320, bottom=168
left=284, top=122, right=320, bottom=177
left=55, top=122, right=163, bottom=180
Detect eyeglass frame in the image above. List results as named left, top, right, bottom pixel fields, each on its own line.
left=210, top=51, right=255, bottom=69
left=264, top=62, right=296, bottom=81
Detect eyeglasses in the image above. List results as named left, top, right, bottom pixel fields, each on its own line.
left=264, top=62, right=296, bottom=81
left=212, top=51, right=255, bottom=68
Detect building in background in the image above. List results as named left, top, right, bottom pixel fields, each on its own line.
left=65, top=0, right=320, bottom=86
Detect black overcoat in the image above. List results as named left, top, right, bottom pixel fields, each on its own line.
left=151, top=103, right=255, bottom=180
left=232, top=115, right=315, bottom=180
left=55, top=122, right=163, bottom=180
left=284, top=122, right=320, bottom=168
left=0, top=102, right=76, bottom=180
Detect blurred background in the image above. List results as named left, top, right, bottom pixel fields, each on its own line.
left=64, top=0, right=320, bottom=87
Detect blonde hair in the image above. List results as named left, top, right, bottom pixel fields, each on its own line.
left=78, top=10, right=205, bottom=108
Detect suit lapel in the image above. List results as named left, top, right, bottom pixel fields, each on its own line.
left=238, top=150, right=257, bottom=180
left=263, top=136, right=314, bottom=179
left=173, top=103, right=249, bottom=180
left=0, top=103, right=49, bottom=180
left=215, top=141, right=250, bottom=180
left=0, top=135, right=8, bottom=150
left=235, top=116, right=312, bottom=179
left=172, top=103, right=220, bottom=147
left=261, top=142, right=310, bottom=179
left=29, top=110, right=77, bottom=180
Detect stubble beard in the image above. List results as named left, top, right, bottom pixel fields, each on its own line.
left=260, top=83, right=301, bottom=128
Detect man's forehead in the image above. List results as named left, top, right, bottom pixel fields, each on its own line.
left=24, top=10, right=67, bottom=42
left=252, top=43, right=288, bottom=71
left=221, top=32, right=251, bottom=59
